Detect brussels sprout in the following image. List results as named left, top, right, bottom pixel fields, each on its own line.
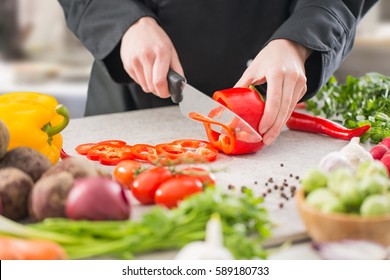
left=301, top=168, right=328, bottom=194
left=356, top=160, right=389, bottom=180
left=306, top=188, right=344, bottom=213
left=357, top=174, right=389, bottom=197
left=327, top=167, right=354, bottom=195
left=360, top=194, right=390, bottom=216
left=338, top=179, right=363, bottom=210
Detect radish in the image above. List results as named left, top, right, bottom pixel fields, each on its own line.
left=380, top=137, right=390, bottom=149
left=370, top=144, right=388, bottom=160
left=380, top=151, right=390, bottom=175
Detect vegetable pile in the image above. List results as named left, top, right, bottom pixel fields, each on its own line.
left=301, top=160, right=390, bottom=216
left=0, top=187, right=271, bottom=260
left=305, top=73, right=390, bottom=144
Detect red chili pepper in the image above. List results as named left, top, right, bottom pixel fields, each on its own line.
left=286, top=111, right=371, bottom=140
left=189, top=87, right=265, bottom=155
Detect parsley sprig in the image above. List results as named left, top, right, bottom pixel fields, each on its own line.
left=306, top=73, right=390, bottom=143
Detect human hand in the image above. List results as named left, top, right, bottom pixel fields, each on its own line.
left=120, top=17, right=184, bottom=98
left=235, top=39, right=311, bottom=145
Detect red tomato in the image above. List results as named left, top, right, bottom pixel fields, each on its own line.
left=113, top=160, right=144, bottom=189
left=75, top=143, right=96, bottom=155
left=178, top=167, right=216, bottom=187
left=131, top=166, right=174, bottom=205
left=154, top=176, right=203, bottom=208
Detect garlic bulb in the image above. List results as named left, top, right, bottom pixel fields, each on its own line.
left=340, top=137, right=373, bottom=170
left=175, top=214, right=234, bottom=260
left=318, top=151, right=354, bottom=173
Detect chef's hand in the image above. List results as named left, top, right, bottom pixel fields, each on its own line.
left=235, top=39, right=311, bottom=145
left=120, top=17, right=184, bottom=98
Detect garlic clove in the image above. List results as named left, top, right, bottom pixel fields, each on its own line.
left=175, top=213, right=234, bottom=260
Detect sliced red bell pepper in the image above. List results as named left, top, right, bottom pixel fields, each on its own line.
left=171, top=139, right=218, bottom=162
left=75, top=143, right=97, bottom=155
left=86, top=143, right=133, bottom=165
left=155, top=139, right=218, bottom=163
left=286, top=111, right=371, bottom=141
left=189, top=87, right=265, bottom=155
left=131, top=144, right=157, bottom=162
left=98, top=145, right=133, bottom=166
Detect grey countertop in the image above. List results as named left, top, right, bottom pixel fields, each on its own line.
left=61, top=106, right=355, bottom=259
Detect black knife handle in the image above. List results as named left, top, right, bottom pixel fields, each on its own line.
left=167, top=69, right=185, bottom=104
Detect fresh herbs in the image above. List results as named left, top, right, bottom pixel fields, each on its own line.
left=306, top=73, right=390, bottom=143
left=0, top=187, right=271, bottom=260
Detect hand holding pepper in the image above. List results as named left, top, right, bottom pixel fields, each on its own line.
left=235, top=39, right=311, bottom=145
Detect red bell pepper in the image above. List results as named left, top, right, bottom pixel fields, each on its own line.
left=286, top=111, right=371, bottom=140
left=190, top=87, right=265, bottom=155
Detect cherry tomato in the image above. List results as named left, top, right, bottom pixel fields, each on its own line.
left=131, top=166, right=174, bottom=204
left=178, top=167, right=216, bottom=187
left=154, top=176, right=203, bottom=208
left=113, top=160, right=144, bottom=189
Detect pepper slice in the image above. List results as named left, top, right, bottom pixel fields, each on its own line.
left=189, top=87, right=265, bottom=155
left=155, top=139, right=218, bottom=163
left=131, top=144, right=157, bottom=162
left=75, top=143, right=97, bottom=155
left=286, top=111, right=371, bottom=141
left=99, top=145, right=133, bottom=166
left=87, top=143, right=133, bottom=165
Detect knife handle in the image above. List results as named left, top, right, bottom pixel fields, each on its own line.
left=167, top=69, right=185, bottom=104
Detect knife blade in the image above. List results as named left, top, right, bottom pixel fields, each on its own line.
left=167, top=69, right=263, bottom=143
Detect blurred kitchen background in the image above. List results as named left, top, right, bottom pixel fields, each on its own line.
left=0, top=0, right=390, bottom=118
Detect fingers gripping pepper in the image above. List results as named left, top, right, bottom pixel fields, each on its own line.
left=286, top=111, right=371, bottom=140
left=0, top=92, right=70, bottom=163
left=190, top=87, right=265, bottom=155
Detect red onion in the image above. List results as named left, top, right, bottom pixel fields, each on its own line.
left=66, top=176, right=131, bottom=220
left=313, top=239, right=389, bottom=260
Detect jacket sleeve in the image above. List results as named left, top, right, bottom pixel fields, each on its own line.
left=267, top=0, right=378, bottom=100
left=58, top=0, right=156, bottom=82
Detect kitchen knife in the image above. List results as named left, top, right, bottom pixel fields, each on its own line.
left=167, top=69, right=263, bottom=143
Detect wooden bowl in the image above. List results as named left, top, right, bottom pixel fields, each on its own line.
left=295, top=188, right=390, bottom=246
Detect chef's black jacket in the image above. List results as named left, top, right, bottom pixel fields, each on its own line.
left=58, top=0, right=378, bottom=116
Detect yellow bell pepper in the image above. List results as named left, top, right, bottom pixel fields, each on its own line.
left=0, top=92, right=70, bottom=164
